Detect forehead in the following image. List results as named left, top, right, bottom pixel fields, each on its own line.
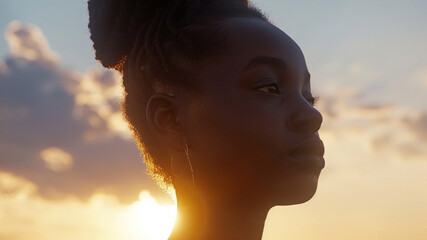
left=219, top=17, right=307, bottom=71
left=194, top=17, right=309, bottom=87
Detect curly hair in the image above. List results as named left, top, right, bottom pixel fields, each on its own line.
left=88, top=0, right=267, bottom=193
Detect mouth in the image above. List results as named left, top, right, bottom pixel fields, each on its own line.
left=288, top=137, right=325, bottom=171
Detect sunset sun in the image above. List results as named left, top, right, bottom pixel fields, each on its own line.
left=118, top=191, right=177, bottom=240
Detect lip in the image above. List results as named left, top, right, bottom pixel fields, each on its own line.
left=289, top=154, right=325, bottom=172
left=288, top=137, right=325, bottom=171
left=289, top=137, right=325, bottom=157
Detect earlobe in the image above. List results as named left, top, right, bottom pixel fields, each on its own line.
left=146, top=93, right=184, bottom=150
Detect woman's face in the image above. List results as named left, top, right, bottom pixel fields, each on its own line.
left=182, top=17, right=324, bottom=206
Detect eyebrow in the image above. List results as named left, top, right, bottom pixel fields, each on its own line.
left=242, top=56, right=287, bottom=72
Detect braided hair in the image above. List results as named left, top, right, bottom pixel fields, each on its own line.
left=88, top=0, right=267, bottom=192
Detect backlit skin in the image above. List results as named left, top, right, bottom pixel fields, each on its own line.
left=148, top=17, right=324, bottom=240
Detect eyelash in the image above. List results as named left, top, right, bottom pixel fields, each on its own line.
left=308, top=95, right=320, bottom=106
left=254, top=82, right=319, bottom=106
left=255, top=83, right=281, bottom=94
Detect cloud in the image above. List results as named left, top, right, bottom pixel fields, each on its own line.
left=71, top=67, right=130, bottom=140
left=0, top=22, right=168, bottom=204
left=4, top=21, right=59, bottom=63
left=1, top=20, right=425, bottom=207
left=0, top=171, right=175, bottom=240
left=316, top=86, right=427, bottom=162
left=412, top=67, right=427, bottom=89
left=0, top=171, right=36, bottom=202
left=0, top=61, right=7, bottom=74
left=40, top=147, right=74, bottom=172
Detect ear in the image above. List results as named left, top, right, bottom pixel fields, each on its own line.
left=146, top=93, right=184, bottom=151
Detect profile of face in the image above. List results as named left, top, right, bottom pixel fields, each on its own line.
left=177, top=17, right=324, bottom=207
left=88, top=0, right=325, bottom=236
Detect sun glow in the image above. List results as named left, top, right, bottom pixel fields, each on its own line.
left=118, top=191, right=177, bottom=240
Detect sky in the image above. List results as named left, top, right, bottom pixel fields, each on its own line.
left=0, top=1, right=427, bottom=240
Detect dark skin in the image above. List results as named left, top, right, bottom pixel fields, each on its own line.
left=146, top=17, right=324, bottom=240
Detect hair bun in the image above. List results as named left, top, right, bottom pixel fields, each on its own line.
left=88, top=0, right=171, bottom=70
left=88, top=0, right=264, bottom=72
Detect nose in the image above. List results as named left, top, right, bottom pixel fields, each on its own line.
left=288, top=102, right=323, bottom=133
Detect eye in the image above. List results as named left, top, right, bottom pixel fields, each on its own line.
left=255, top=83, right=281, bottom=94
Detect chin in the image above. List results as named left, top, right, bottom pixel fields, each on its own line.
left=275, top=174, right=320, bottom=206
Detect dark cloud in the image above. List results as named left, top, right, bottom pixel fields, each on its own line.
left=316, top=87, right=427, bottom=161
left=0, top=22, right=168, bottom=204
left=402, top=112, right=427, bottom=140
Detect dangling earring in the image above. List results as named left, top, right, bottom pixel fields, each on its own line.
left=184, top=143, right=195, bottom=196
left=170, top=143, right=195, bottom=196
left=170, top=154, right=184, bottom=177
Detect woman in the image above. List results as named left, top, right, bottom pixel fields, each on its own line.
left=88, top=0, right=324, bottom=239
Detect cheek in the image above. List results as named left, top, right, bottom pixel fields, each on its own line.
left=186, top=95, right=288, bottom=176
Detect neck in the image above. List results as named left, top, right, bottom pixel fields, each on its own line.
left=169, top=189, right=270, bottom=240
